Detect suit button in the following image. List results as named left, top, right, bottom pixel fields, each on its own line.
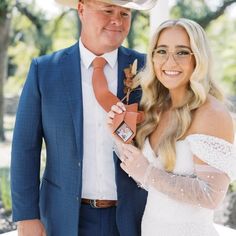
left=78, top=162, right=81, bottom=167
left=76, top=196, right=79, bottom=201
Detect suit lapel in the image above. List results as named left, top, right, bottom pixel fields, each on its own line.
left=60, top=43, right=83, bottom=160
left=118, top=47, right=143, bottom=105
left=117, top=47, right=134, bottom=100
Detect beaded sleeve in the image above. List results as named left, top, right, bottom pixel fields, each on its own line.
left=144, top=164, right=229, bottom=209
left=123, top=135, right=236, bottom=209
left=143, top=135, right=236, bottom=208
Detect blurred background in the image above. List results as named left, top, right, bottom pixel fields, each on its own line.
left=0, top=0, right=236, bottom=234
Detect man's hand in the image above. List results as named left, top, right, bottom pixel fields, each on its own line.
left=17, top=219, right=46, bottom=236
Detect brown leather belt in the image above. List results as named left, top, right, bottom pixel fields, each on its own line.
left=81, top=198, right=117, bottom=208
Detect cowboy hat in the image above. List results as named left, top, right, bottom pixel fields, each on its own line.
left=55, top=0, right=158, bottom=10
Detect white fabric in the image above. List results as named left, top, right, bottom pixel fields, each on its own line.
left=144, top=164, right=229, bottom=209
left=186, top=134, right=236, bottom=180
left=141, top=134, right=236, bottom=236
left=80, top=40, right=118, bottom=200
left=55, top=0, right=158, bottom=10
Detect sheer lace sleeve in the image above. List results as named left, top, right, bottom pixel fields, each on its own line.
left=141, top=135, right=235, bottom=208
left=120, top=134, right=236, bottom=209
left=186, top=134, right=236, bottom=180
left=143, top=163, right=230, bottom=209
left=113, top=142, right=121, bottom=158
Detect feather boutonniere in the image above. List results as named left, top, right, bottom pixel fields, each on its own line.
left=122, top=59, right=138, bottom=104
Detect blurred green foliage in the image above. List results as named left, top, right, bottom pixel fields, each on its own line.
left=126, top=11, right=150, bottom=52
left=5, top=3, right=78, bottom=95
left=207, top=15, right=236, bottom=94
left=171, top=0, right=236, bottom=95
left=0, top=168, right=11, bottom=214
left=4, top=0, right=236, bottom=96
left=0, top=0, right=13, bottom=14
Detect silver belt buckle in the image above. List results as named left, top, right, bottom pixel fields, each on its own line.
left=89, top=199, right=98, bottom=208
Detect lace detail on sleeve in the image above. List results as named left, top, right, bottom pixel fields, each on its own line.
left=186, top=134, right=236, bottom=181
left=145, top=164, right=229, bottom=209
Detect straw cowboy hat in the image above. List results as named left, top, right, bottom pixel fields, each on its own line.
left=55, top=0, right=158, bottom=10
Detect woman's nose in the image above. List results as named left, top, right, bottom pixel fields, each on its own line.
left=164, top=52, right=178, bottom=65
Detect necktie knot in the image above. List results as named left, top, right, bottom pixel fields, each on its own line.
left=92, top=57, right=107, bottom=69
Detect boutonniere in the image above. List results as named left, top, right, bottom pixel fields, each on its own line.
left=122, top=59, right=138, bottom=104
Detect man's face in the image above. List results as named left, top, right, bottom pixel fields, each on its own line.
left=78, top=0, right=131, bottom=55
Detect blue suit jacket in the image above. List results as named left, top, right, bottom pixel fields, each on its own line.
left=11, top=43, right=147, bottom=236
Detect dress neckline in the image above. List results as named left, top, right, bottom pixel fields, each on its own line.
left=146, top=133, right=234, bottom=158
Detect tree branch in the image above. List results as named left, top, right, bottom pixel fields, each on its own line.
left=15, top=1, right=43, bottom=31
left=195, top=0, right=236, bottom=28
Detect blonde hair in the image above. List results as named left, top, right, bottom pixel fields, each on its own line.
left=134, top=18, right=223, bottom=171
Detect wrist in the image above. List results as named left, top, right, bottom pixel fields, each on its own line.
left=140, top=164, right=154, bottom=189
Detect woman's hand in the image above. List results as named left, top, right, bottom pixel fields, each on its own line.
left=107, top=102, right=126, bottom=125
left=107, top=102, right=127, bottom=157
left=120, top=144, right=150, bottom=184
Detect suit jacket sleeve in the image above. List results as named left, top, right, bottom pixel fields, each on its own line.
left=11, top=59, right=43, bottom=221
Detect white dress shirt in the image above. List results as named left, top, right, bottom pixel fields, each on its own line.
left=79, top=39, right=118, bottom=200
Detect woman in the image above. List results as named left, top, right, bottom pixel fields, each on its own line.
left=108, top=18, right=236, bottom=236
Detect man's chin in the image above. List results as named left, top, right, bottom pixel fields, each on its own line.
left=103, top=33, right=125, bottom=44
left=106, top=38, right=124, bottom=49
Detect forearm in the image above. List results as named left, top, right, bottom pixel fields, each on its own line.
left=144, top=165, right=230, bottom=209
left=120, top=136, right=235, bottom=209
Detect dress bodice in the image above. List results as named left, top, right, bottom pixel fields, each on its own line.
left=143, top=138, right=194, bottom=175
left=142, top=137, right=214, bottom=221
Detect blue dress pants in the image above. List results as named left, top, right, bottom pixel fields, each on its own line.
left=79, top=203, right=119, bottom=236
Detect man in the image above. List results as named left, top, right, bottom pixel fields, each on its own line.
left=11, top=0, right=157, bottom=235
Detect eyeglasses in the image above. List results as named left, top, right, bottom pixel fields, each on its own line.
left=152, top=48, right=194, bottom=65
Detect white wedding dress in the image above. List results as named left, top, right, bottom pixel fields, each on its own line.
left=141, top=134, right=236, bottom=236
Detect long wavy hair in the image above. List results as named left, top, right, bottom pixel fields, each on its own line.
left=134, top=18, right=223, bottom=171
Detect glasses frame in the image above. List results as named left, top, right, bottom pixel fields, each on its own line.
left=152, top=48, right=195, bottom=65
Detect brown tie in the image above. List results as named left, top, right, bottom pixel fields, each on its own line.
left=92, top=57, right=120, bottom=112
left=92, top=56, right=144, bottom=143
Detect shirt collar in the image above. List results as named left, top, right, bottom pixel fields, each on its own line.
left=79, top=39, right=118, bottom=69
